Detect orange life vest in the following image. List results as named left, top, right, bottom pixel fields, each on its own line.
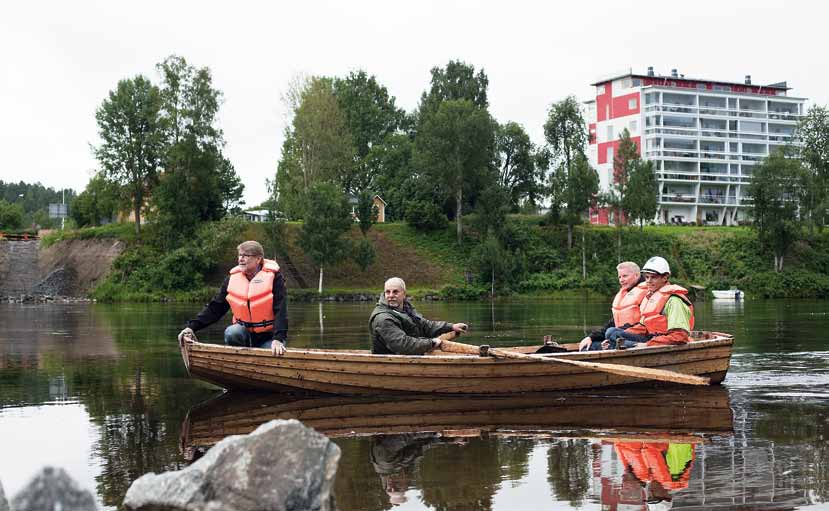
left=226, top=259, right=280, bottom=333
left=614, top=442, right=694, bottom=491
left=639, top=284, right=694, bottom=335
left=612, top=282, right=648, bottom=328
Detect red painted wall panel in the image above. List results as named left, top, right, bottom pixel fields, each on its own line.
left=596, top=81, right=612, bottom=122
left=611, top=91, right=641, bottom=118
left=597, top=136, right=641, bottom=164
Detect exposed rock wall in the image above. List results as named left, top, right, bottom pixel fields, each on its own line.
left=0, top=238, right=124, bottom=298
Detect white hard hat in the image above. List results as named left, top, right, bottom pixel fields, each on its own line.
left=642, top=256, right=671, bottom=275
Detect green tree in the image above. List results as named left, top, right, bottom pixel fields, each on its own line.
left=0, top=200, right=24, bottom=230
left=333, top=70, right=407, bottom=192
left=607, top=128, right=640, bottom=260
left=796, top=105, right=829, bottom=231
left=418, top=60, right=489, bottom=116
left=355, top=190, right=378, bottom=236
left=544, top=96, right=588, bottom=183
left=70, top=173, right=121, bottom=227
left=299, top=183, right=353, bottom=293
left=495, top=122, right=543, bottom=210
left=414, top=99, right=495, bottom=244
left=749, top=148, right=808, bottom=272
left=150, top=55, right=241, bottom=247
left=365, top=133, right=415, bottom=222
left=623, top=159, right=658, bottom=229
left=544, top=96, right=590, bottom=248
left=293, top=77, right=356, bottom=193
left=353, top=238, right=376, bottom=272
left=94, top=75, right=163, bottom=237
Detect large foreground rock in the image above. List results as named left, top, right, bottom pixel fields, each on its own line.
left=10, top=467, right=97, bottom=511
left=124, top=419, right=340, bottom=511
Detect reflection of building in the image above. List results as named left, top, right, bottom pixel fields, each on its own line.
left=585, top=67, right=806, bottom=225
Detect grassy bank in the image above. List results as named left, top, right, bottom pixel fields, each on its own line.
left=56, top=216, right=829, bottom=301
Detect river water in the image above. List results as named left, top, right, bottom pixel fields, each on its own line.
left=0, top=298, right=827, bottom=510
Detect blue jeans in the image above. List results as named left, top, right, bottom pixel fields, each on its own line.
left=224, top=323, right=275, bottom=348
left=605, top=327, right=650, bottom=349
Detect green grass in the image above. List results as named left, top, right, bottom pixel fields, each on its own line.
left=40, top=223, right=136, bottom=248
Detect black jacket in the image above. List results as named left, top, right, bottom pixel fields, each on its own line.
left=186, top=270, right=288, bottom=343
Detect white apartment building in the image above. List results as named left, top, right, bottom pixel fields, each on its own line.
left=584, top=68, right=806, bottom=225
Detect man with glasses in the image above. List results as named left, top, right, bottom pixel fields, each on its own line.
left=178, top=241, right=288, bottom=356
left=602, top=256, right=694, bottom=349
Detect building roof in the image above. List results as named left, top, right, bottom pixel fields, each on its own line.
left=591, top=70, right=791, bottom=91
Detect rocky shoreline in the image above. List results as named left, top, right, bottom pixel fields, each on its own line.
left=0, top=294, right=94, bottom=304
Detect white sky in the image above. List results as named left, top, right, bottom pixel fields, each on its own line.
left=2, top=0, right=827, bottom=208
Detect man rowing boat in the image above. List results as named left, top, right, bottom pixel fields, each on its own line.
left=369, top=277, right=468, bottom=355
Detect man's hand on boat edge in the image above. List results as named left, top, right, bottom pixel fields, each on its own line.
left=271, top=340, right=287, bottom=357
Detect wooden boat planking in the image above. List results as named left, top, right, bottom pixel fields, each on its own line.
left=180, top=386, right=733, bottom=459
left=181, top=331, right=733, bottom=395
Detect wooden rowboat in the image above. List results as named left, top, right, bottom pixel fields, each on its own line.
left=179, top=330, right=733, bottom=394
left=180, top=386, right=733, bottom=459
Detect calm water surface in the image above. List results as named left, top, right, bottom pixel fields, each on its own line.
left=0, top=298, right=827, bottom=510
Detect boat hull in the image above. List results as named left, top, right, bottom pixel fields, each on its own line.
left=181, top=332, right=733, bottom=395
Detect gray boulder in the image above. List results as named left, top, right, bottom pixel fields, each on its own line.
left=123, top=419, right=340, bottom=511
left=10, top=467, right=97, bottom=511
left=0, top=479, right=8, bottom=511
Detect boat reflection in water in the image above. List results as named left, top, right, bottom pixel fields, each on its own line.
left=181, top=387, right=733, bottom=510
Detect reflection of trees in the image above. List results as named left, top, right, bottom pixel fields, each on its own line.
left=332, top=438, right=391, bottom=511
left=419, top=436, right=528, bottom=511
left=546, top=439, right=591, bottom=507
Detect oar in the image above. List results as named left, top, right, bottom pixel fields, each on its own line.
left=437, top=334, right=710, bottom=386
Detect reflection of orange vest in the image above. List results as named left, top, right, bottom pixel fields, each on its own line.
left=639, top=284, right=694, bottom=334
left=612, top=282, right=648, bottom=328
left=226, top=259, right=280, bottom=333
left=615, top=442, right=694, bottom=491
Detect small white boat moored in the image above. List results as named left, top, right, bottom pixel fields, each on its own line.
left=712, top=289, right=743, bottom=300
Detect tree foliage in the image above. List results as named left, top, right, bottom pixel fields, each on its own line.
left=796, top=105, right=829, bottom=231
left=749, top=148, right=808, bottom=272
left=418, top=60, right=489, bottom=116
left=148, top=56, right=242, bottom=248
left=623, top=159, right=658, bottom=229
left=544, top=96, right=588, bottom=177
left=355, top=190, right=378, bottom=236
left=299, top=183, right=353, bottom=292
left=609, top=128, right=640, bottom=226
left=414, top=99, right=495, bottom=244
left=543, top=97, right=593, bottom=248
left=0, top=180, right=76, bottom=230
left=495, top=122, right=542, bottom=210
left=0, top=200, right=24, bottom=230
left=71, top=173, right=121, bottom=227
left=94, top=75, right=163, bottom=237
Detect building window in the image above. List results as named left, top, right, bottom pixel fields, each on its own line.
left=632, top=78, right=641, bottom=87
left=607, top=126, right=614, bottom=140
left=597, top=84, right=606, bottom=95
left=607, top=146, right=614, bottom=162
left=630, top=120, right=638, bottom=132
left=628, top=98, right=638, bottom=110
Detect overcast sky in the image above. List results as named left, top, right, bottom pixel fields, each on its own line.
left=2, top=0, right=827, bottom=208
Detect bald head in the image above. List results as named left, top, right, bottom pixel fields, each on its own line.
left=384, top=277, right=407, bottom=309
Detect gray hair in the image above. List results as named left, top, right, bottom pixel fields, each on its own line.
left=384, top=277, right=406, bottom=291
left=616, top=261, right=640, bottom=275
left=237, top=240, right=264, bottom=257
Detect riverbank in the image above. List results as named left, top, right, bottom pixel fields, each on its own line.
left=36, top=219, right=829, bottom=301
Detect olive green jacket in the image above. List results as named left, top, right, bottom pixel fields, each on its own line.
left=369, top=295, right=453, bottom=355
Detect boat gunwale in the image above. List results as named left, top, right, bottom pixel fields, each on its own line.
left=185, top=332, right=733, bottom=365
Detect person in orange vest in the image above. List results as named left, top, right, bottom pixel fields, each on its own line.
left=578, top=261, right=647, bottom=351
left=178, top=240, right=288, bottom=356
left=608, top=256, right=694, bottom=349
